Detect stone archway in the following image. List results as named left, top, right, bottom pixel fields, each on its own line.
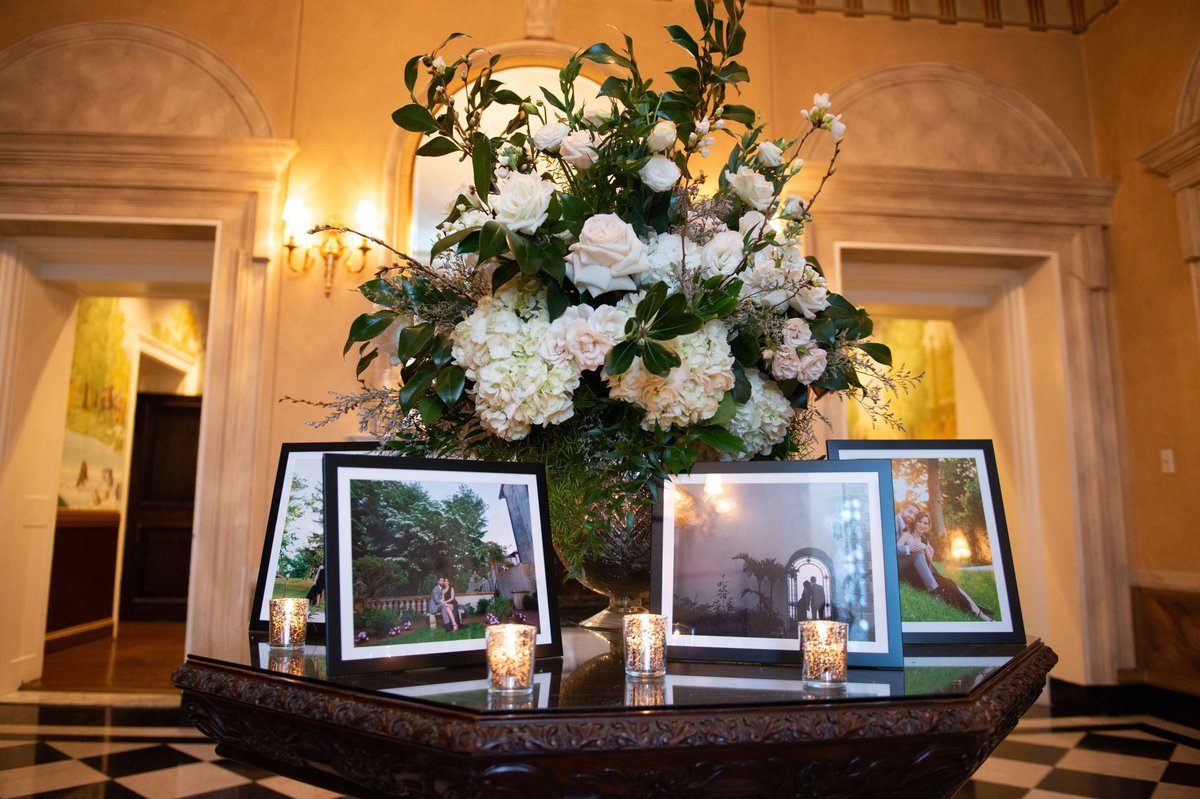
left=0, top=21, right=295, bottom=692
left=796, top=62, right=1125, bottom=686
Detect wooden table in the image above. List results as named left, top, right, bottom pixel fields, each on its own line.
left=173, top=628, right=1056, bottom=798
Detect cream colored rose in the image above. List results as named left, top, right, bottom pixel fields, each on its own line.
left=795, top=348, right=828, bottom=384
left=738, top=210, right=766, bottom=237
left=724, top=165, right=774, bottom=212
left=647, top=120, right=677, bottom=152
left=639, top=155, right=681, bottom=192
left=757, top=140, right=783, bottom=167
left=490, top=172, right=555, bottom=234
left=768, top=346, right=802, bottom=381
left=700, top=230, right=745, bottom=278
left=781, top=195, right=808, bottom=219
left=560, top=130, right=600, bottom=169
left=782, top=317, right=814, bottom=348
left=541, top=304, right=624, bottom=371
left=565, top=214, right=648, bottom=295
left=532, top=122, right=570, bottom=152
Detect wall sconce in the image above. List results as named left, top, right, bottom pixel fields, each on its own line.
left=282, top=198, right=379, bottom=296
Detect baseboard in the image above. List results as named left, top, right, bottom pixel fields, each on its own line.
left=1049, top=677, right=1200, bottom=728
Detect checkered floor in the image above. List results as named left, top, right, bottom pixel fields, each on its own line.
left=0, top=702, right=1197, bottom=798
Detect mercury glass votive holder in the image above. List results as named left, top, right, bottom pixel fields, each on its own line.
left=624, top=676, right=667, bottom=706
left=623, top=613, right=667, bottom=678
left=799, top=620, right=848, bottom=686
left=486, top=623, right=536, bottom=694
left=268, top=598, right=308, bottom=649
left=267, top=651, right=305, bottom=676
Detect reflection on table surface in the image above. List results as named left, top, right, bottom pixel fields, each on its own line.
left=188, top=626, right=1031, bottom=714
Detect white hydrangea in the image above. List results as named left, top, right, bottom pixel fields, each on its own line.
left=450, top=286, right=581, bottom=440
left=636, top=232, right=700, bottom=289
left=720, top=370, right=794, bottom=461
left=607, top=320, right=735, bottom=430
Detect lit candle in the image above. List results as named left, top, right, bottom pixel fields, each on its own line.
left=625, top=676, right=666, bottom=706
left=799, top=620, right=847, bottom=686
left=486, top=623, right=536, bottom=694
left=267, top=651, right=305, bottom=676
left=623, top=613, right=667, bottom=678
left=268, top=598, right=308, bottom=649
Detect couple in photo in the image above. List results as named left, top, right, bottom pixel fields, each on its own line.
left=895, top=503, right=993, bottom=621
left=427, top=576, right=462, bottom=632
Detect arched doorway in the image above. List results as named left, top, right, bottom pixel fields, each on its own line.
left=787, top=548, right=833, bottom=623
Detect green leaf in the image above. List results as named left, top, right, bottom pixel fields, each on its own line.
left=665, top=24, right=699, bottom=58
left=354, top=348, right=379, bottom=378
left=732, top=363, right=751, bottom=402
left=636, top=282, right=669, bottom=323
left=706, top=391, right=737, bottom=426
left=493, top=89, right=523, bottom=105
left=429, top=225, right=479, bottom=260
left=398, top=365, right=436, bottom=410
left=416, top=136, right=460, bottom=157
left=717, top=61, right=750, bottom=84
left=542, top=257, right=566, bottom=284
left=581, top=42, right=634, bottom=69
left=506, top=229, right=545, bottom=276
left=727, top=20, right=747, bottom=56
left=856, top=341, right=892, bottom=366
left=598, top=76, right=630, bottom=104
left=395, top=321, right=435, bottom=363
left=720, top=104, right=756, bottom=126
left=641, top=340, right=681, bottom=376
left=434, top=365, right=466, bottom=405
left=429, top=330, right=454, bottom=367
left=343, top=310, right=398, bottom=354
left=546, top=279, right=569, bottom=320
left=391, top=104, right=439, bottom=133
left=404, top=56, right=421, bottom=94
left=647, top=311, right=703, bottom=340
left=607, top=339, right=638, bottom=376
left=491, top=260, right=520, bottom=293
left=667, top=67, right=701, bottom=98
left=540, top=87, right=568, bottom=114
left=418, top=395, right=444, bottom=425
left=358, top=277, right=404, bottom=307
left=692, top=425, right=746, bottom=453
left=694, top=0, right=714, bottom=28
left=729, top=330, right=760, bottom=365
left=472, top=131, right=493, bottom=199
left=477, top=221, right=508, bottom=262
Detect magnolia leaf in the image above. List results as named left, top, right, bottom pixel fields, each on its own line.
left=429, top=225, right=479, bottom=260
left=732, top=363, right=751, bottom=403
left=721, top=104, right=756, bottom=126
left=607, top=339, right=638, bottom=376
left=477, top=221, right=508, bottom=262
left=491, top=260, right=520, bottom=293
left=706, top=391, right=738, bottom=426
left=343, top=310, right=397, bottom=354
left=354, top=348, right=380, bottom=378
left=395, top=322, right=435, bottom=364
left=357, top=278, right=404, bottom=307
left=493, top=89, right=523, bottom=105
left=429, top=330, right=454, bottom=367
left=717, top=61, right=749, bottom=84
left=418, top=395, right=444, bottom=425
left=434, top=365, right=466, bottom=405
left=692, top=425, right=746, bottom=453
left=581, top=42, right=634, bottom=70
left=641, top=340, right=681, bottom=376
left=472, top=131, right=493, bottom=198
left=728, top=330, right=760, bottom=365
left=404, top=56, right=421, bottom=94
left=856, top=342, right=892, bottom=367
left=392, top=104, right=439, bottom=133
left=665, top=24, right=699, bottom=58
left=546, top=279, right=570, bottom=320
left=647, top=311, right=702, bottom=340
left=636, top=282, right=669, bottom=323
left=398, top=365, right=436, bottom=411
left=416, top=136, right=460, bottom=157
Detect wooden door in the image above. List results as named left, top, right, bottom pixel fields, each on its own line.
left=119, top=393, right=201, bottom=621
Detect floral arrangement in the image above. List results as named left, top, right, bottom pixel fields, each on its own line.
left=322, top=0, right=912, bottom=574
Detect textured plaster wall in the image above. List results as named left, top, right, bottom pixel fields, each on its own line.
left=1083, top=0, right=1200, bottom=578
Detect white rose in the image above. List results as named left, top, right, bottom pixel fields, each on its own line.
left=757, top=140, right=783, bottom=167
left=781, top=195, right=808, bottom=219
left=490, top=172, right=555, bottom=234
left=565, top=214, right=648, bottom=295
left=542, top=304, right=624, bottom=371
left=647, top=120, right=677, bottom=152
left=700, top=230, right=746, bottom=278
left=724, top=166, right=774, bottom=212
left=560, top=130, right=600, bottom=169
left=738, top=211, right=766, bottom=237
left=768, top=346, right=802, bottom=381
left=639, top=155, right=681, bottom=193
left=795, top=348, right=828, bottom=384
left=532, top=122, right=570, bottom=152
left=790, top=267, right=830, bottom=319
left=782, top=317, right=814, bottom=348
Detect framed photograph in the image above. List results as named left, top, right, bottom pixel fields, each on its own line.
left=827, top=439, right=1025, bottom=644
left=323, top=454, right=561, bottom=674
left=652, top=461, right=904, bottom=669
left=249, top=441, right=377, bottom=633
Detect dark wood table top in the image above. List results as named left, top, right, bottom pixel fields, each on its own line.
left=174, top=627, right=1056, bottom=798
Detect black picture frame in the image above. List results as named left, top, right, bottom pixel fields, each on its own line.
left=651, top=460, right=904, bottom=669
left=249, top=441, right=377, bottom=634
left=827, top=439, right=1026, bottom=644
left=323, top=454, right=561, bottom=675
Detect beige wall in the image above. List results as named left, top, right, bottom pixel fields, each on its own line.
left=1, top=0, right=1198, bottom=689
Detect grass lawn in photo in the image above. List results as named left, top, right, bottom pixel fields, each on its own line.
left=899, top=564, right=1001, bottom=623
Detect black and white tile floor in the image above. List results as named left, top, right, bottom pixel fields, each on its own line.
left=1, top=699, right=1198, bottom=798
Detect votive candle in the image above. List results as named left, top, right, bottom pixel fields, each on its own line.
left=267, top=651, right=305, bottom=676
left=625, top=676, right=667, bottom=706
left=799, top=620, right=848, bottom=686
left=486, top=623, right=536, bottom=694
left=623, top=613, right=667, bottom=678
left=269, top=598, right=308, bottom=649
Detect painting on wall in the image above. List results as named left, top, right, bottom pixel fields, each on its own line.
left=847, top=318, right=957, bottom=440
left=57, top=297, right=207, bottom=509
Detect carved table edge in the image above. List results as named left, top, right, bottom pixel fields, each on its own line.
left=173, top=640, right=1057, bottom=756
